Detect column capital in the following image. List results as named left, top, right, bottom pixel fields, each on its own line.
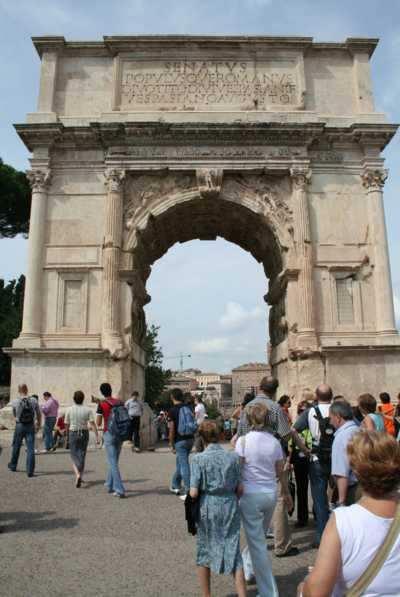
left=361, top=168, right=388, bottom=191
left=104, top=168, right=126, bottom=192
left=27, top=169, right=51, bottom=192
left=290, top=167, right=312, bottom=190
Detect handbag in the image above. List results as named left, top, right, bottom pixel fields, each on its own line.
left=184, top=493, right=200, bottom=536
left=345, top=502, right=400, bottom=597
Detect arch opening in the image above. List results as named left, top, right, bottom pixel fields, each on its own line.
left=121, top=170, right=292, bottom=362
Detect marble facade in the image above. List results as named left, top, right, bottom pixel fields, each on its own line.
left=6, top=35, right=400, bottom=405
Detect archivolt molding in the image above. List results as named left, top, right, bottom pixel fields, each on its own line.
left=123, top=169, right=294, bottom=260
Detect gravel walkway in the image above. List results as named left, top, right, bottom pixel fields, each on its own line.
left=0, top=444, right=317, bottom=596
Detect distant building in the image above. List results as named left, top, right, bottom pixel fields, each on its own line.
left=165, top=375, right=198, bottom=394
left=195, top=372, right=221, bottom=389
left=180, top=368, right=202, bottom=377
left=231, top=362, right=271, bottom=405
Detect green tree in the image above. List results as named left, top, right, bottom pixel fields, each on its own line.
left=143, top=324, right=171, bottom=409
left=0, top=158, right=31, bottom=238
left=205, top=400, right=221, bottom=420
left=0, top=275, right=25, bottom=384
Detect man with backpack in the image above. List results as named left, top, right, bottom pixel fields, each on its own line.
left=294, top=383, right=334, bottom=547
left=168, top=388, right=197, bottom=500
left=8, top=384, right=41, bottom=477
left=96, top=382, right=129, bottom=498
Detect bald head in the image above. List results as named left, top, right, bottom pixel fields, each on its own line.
left=259, top=376, right=279, bottom=397
left=315, top=384, right=333, bottom=403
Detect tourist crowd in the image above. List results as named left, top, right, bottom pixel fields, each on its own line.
left=4, top=378, right=400, bottom=596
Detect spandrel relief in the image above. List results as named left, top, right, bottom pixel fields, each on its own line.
left=124, top=171, right=196, bottom=230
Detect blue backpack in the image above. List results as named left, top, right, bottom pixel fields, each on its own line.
left=107, top=400, right=131, bottom=442
left=178, top=405, right=197, bottom=436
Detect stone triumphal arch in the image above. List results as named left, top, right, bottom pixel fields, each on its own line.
left=8, top=35, right=400, bottom=404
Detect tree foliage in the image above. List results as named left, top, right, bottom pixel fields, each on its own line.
left=143, top=324, right=171, bottom=409
left=0, top=158, right=31, bottom=238
left=0, top=276, right=25, bottom=385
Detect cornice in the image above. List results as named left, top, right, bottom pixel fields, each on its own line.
left=31, top=35, right=379, bottom=59
left=15, top=121, right=398, bottom=154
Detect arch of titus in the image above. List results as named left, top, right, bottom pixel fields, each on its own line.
left=7, top=35, right=400, bottom=405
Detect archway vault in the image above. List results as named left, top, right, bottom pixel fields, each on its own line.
left=120, top=169, right=294, bottom=351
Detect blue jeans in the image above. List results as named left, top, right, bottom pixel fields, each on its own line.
left=9, top=423, right=36, bottom=476
left=240, top=491, right=279, bottom=597
left=309, top=459, right=330, bottom=542
left=103, top=431, right=125, bottom=496
left=172, top=439, right=193, bottom=493
left=43, top=416, right=56, bottom=450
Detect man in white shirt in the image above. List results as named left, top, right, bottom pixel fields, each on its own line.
left=194, top=396, right=206, bottom=452
left=125, top=390, right=144, bottom=453
left=194, top=396, right=206, bottom=424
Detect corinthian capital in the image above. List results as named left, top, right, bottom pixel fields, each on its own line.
left=361, top=168, right=388, bottom=191
left=27, top=169, right=51, bottom=192
left=196, top=168, right=223, bottom=199
left=104, top=168, right=126, bottom=192
left=290, top=167, right=312, bottom=191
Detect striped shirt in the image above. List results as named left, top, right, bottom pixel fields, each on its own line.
left=237, top=394, right=292, bottom=440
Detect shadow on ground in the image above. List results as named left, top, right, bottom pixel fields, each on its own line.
left=0, top=510, right=79, bottom=533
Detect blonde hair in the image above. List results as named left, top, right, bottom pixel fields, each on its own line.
left=301, top=388, right=315, bottom=402
left=198, top=420, right=219, bottom=444
left=347, top=431, right=400, bottom=498
left=246, top=402, right=269, bottom=430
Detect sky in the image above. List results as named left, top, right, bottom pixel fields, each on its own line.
left=0, top=0, right=399, bottom=373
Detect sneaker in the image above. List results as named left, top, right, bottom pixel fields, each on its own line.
left=265, top=528, right=274, bottom=538
left=179, top=494, right=187, bottom=501
left=112, top=492, right=125, bottom=498
left=7, top=464, right=16, bottom=472
left=134, top=447, right=141, bottom=453
left=169, top=487, right=180, bottom=495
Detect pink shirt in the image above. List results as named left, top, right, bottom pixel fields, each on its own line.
left=41, top=396, right=59, bottom=418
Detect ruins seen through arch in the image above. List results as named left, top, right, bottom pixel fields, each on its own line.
left=7, top=35, right=400, bottom=405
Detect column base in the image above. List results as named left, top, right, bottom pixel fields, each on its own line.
left=102, top=332, right=128, bottom=360
left=292, top=330, right=319, bottom=351
left=12, top=334, right=42, bottom=349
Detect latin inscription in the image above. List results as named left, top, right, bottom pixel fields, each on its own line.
left=120, top=60, right=299, bottom=109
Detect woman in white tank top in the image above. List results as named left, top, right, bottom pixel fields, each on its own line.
left=300, top=431, right=400, bottom=597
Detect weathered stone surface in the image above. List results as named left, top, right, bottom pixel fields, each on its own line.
left=6, top=35, right=400, bottom=404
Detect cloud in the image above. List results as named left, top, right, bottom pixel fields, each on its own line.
left=219, top=301, right=264, bottom=331
left=191, top=337, right=229, bottom=354
left=0, top=0, right=72, bottom=27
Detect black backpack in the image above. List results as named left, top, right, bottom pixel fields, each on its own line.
left=313, top=406, right=335, bottom=474
left=18, top=397, right=35, bottom=425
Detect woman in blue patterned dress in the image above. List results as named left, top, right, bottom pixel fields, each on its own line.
left=190, top=420, right=247, bottom=597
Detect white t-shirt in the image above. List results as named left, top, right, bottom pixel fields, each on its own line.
left=332, top=504, right=400, bottom=597
left=235, top=430, right=284, bottom=494
left=195, top=403, right=206, bottom=424
left=65, top=405, right=94, bottom=431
